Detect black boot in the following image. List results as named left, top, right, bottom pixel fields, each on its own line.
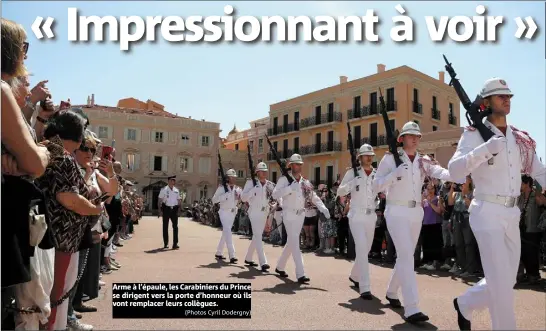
left=453, top=298, right=471, bottom=330
left=405, top=312, right=429, bottom=324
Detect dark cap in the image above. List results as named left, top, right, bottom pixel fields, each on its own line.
left=168, top=175, right=176, bottom=181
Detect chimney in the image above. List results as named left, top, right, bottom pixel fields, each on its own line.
left=91, top=94, right=95, bottom=107
left=339, top=76, right=348, bottom=84
left=87, top=95, right=91, bottom=106
left=439, top=71, right=445, bottom=83
left=377, top=64, right=386, bottom=73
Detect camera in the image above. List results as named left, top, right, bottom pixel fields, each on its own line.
left=453, top=184, right=462, bottom=192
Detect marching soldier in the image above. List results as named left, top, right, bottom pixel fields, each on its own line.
left=374, top=121, right=457, bottom=324
left=241, top=162, right=275, bottom=271
left=272, top=154, right=331, bottom=283
left=337, top=143, right=377, bottom=300
left=212, top=169, right=242, bottom=263
left=448, top=78, right=546, bottom=330
left=158, top=175, right=181, bottom=250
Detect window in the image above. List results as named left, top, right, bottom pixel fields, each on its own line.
left=432, top=96, right=437, bottom=110
left=369, top=92, right=377, bottom=114
left=98, top=126, right=108, bottom=139
left=249, top=140, right=254, bottom=152
left=283, top=114, right=288, bottom=132
left=370, top=123, right=378, bottom=146
left=314, top=167, right=321, bottom=186
left=199, top=157, right=211, bottom=174
left=258, top=139, right=263, bottom=153
left=235, top=144, right=239, bottom=151
left=237, top=170, right=244, bottom=177
left=294, top=137, right=299, bottom=153
left=201, top=136, right=210, bottom=147
left=449, top=102, right=454, bottom=114
left=180, top=134, right=190, bottom=145
left=432, top=125, right=438, bottom=131
left=179, top=157, right=189, bottom=172
left=199, top=185, right=208, bottom=199
left=155, top=131, right=164, bottom=143
left=294, top=111, right=300, bottom=131
left=153, top=156, right=162, bottom=171
left=126, top=153, right=136, bottom=171
left=273, top=117, right=278, bottom=135
left=389, top=119, right=395, bottom=131
left=327, top=165, right=334, bottom=189
left=386, top=87, right=395, bottom=109
left=315, top=106, right=321, bottom=125
left=127, top=129, right=136, bottom=141
left=272, top=171, right=277, bottom=183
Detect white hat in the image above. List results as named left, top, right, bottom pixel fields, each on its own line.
left=480, top=78, right=513, bottom=98
left=398, top=121, right=422, bottom=141
left=357, top=143, right=375, bottom=157
left=255, top=162, right=268, bottom=172
left=287, top=153, right=304, bottom=165
left=226, top=169, right=237, bottom=177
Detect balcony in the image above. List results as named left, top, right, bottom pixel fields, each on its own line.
left=449, top=113, right=457, bottom=125
left=300, top=112, right=342, bottom=129
left=300, top=141, right=342, bottom=156
left=266, top=148, right=300, bottom=161
left=385, top=100, right=397, bottom=112
left=346, top=137, right=370, bottom=150
left=267, top=123, right=298, bottom=136
left=413, top=102, right=423, bottom=114
left=431, top=108, right=441, bottom=120
left=346, top=105, right=380, bottom=120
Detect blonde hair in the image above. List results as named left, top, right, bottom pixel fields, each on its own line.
left=6, top=75, right=26, bottom=99
left=1, top=18, right=28, bottom=78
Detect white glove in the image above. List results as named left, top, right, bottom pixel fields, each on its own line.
left=393, top=163, right=408, bottom=178
left=290, top=181, right=300, bottom=191
left=323, top=210, right=331, bottom=219
left=485, top=136, right=507, bottom=155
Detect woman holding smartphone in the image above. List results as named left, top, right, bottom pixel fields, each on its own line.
left=69, top=131, right=118, bottom=324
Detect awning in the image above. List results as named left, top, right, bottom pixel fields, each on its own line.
left=142, top=180, right=167, bottom=193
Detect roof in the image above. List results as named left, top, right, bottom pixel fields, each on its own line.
left=72, top=104, right=184, bottom=119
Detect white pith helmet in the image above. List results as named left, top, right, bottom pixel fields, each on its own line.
left=397, top=121, right=422, bottom=141
left=357, top=143, right=375, bottom=157
left=287, top=153, right=304, bottom=165
left=226, top=169, right=237, bottom=177
left=480, top=78, right=513, bottom=98
left=255, top=162, right=268, bottom=172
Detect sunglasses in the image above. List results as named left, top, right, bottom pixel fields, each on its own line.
left=22, top=42, right=29, bottom=55
left=79, top=145, right=97, bottom=154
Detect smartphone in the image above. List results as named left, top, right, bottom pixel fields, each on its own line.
left=101, top=146, right=113, bottom=160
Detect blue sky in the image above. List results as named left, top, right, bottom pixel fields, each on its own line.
left=3, top=1, right=545, bottom=160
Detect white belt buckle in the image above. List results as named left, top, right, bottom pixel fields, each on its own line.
left=408, top=201, right=417, bottom=208
left=230, top=208, right=235, bottom=213
left=364, top=208, right=372, bottom=215
left=504, top=196, right=516, bottom=208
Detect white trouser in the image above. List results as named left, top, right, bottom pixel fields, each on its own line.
left=48, top=251, right=79, bottom=331
left=349, top=210, right=377, bottom=294
left=276, top=211, right=306, bottom=278
left=245, top=211, right=268, bottom=266
left=385, top=205, right=424, bottom=318
left=457, top=200, right=520, bottom=330
left=216, top=209, right=237, bottom=259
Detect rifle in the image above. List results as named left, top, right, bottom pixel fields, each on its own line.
left=346, top=122, right=360, bottom=191
left=378, top=88, right=403, bottom=170
left=265, top=135, right=294, bottom=184
left=247, top=143, right=257, bottom=186
left=217, top=151, right=229, bottom=193
left=442, top=55, right=496, bottom=146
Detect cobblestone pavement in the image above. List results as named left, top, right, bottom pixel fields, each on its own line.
left=83, top=217, right=546, bottom=330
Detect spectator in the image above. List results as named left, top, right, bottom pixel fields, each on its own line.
left=36, top=110, right=102, bottom=331
left=420, top=182, right=444, bottom=271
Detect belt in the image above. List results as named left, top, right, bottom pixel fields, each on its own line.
left=352, top=206, right=374, bottom=214
left=387, top=199, right=418, bottom=208
left=474, top=194, right=519, bottom=208
left=164, top=205, right=178, bottom=208
left=220, top=207, right=237, bottom=213
left=285, top=208, right=305, bottom=215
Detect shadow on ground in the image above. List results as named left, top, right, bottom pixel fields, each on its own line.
left=254, top=275, right=328, bottom=295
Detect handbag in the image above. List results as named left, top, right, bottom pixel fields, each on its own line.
left=28, top=200, right=47, bottom=247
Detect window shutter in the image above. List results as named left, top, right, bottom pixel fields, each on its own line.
left=107, top=126, right=113, bottom=139
left=149, top=154, right=154, bottom=171
left=162, top=155, right=168, bottom=172
left=136, top=129, right=141, bottom=142
left=135, top=153, right=141, bottom=170
left=124, top=128, right=128, bottom=141
left=122, top=153, right=127, bottom=171
left=188, top=157, right=193, bottom=173
left=207, top=157, right=211, bottom=174
left=151, top=130, right=156, bottom=143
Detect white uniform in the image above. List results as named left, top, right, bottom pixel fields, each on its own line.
left=337, top=167, right=377, bottom=294
left=241, top=179, right=275, bottom=267
left=448, top=121, right=546, bottom=329
left=212, top=184, right=242, bottom=259
left=374, top=151, right=454, bottom=318
left=272, top=176, right=330, bottom=278
left=159, top=185, right=180, bottom=207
